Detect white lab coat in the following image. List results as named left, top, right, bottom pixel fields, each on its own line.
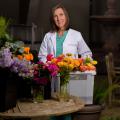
left=38, top=28, right=92, bottom=62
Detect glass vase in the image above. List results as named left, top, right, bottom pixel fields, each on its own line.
left=32, top=85, right=44, bottom=103
left=59, top=83, right=69, bottom=101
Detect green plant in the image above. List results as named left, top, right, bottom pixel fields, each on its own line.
left=0, top=16, right=13, bottom=48
left=94, top=78, right=120, bottom=105
left=94, top=85, right=106, bottom=105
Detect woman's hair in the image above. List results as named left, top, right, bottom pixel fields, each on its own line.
left=50, top=4, right=70, bottom=32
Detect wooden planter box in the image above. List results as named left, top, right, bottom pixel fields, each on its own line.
left=0, top=68, right=17, bottom=112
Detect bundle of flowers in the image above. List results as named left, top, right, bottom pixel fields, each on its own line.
left=33, top=53, right=97, bottom=86
left=0, top=16, right=34, bottom=80
left=0, top=43, right=34, bottom=79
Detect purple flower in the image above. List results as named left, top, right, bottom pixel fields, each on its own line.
left=0, top=48, right=13, bottom=68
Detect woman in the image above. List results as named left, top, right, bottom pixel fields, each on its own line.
left=38, top=4, right=92, bottom=62
left=38, top=4, right=92, bottom=120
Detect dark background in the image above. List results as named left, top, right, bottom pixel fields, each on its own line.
left=0, top=0, right=120, bottom=75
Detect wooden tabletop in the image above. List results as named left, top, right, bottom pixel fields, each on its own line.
left=0, top=98, right=84, bottom=118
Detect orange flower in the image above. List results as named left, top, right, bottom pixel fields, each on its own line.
left=74, top=59, right=80, bottom=67
left=87, top=65, right=96, bottom=71
left=79, top=65, right=88, bottom=72
left=17, top=55, right=23, bottom=60
left=51, top=58, right=58, bottom=64
left=29, top=53, right=34, bottom=60
left=24, top=47, right=30, bottom=54
left=78, top=58, right=84, bottom=65
left=24, top=54, right=33, bottom=61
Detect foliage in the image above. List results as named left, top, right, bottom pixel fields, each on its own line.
left=0, top=16, right=14, bottom=48
left=94, top=80, right=120, bottom=105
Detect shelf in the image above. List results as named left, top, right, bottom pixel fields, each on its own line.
left=90, top=15, right=120, bottom=23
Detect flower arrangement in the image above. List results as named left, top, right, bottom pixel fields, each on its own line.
left=33, top=53, right=97, bottom=86
left=46, top=53, right=97, bottom=85
left=0, top=16, right=34, bottom=80
left=0, top=43, right=34, bottom=79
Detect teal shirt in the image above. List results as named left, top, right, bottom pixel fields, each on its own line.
left=56, top=31, right=68, bottom=57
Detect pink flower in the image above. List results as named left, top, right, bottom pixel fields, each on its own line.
left=51, top=71, right=58, bottom=76
left=34, top=71, right=38, bottom=75
left=47, top=63, right=59, bottom=76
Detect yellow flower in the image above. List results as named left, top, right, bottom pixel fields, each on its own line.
left=62, top=62, right=68, bottom=68
left=68, top=64, right=74, bottom=70
left=66, top=53, right=72, bottom=57
left=91, top=60, right=98, bottom=65
left=57, top=62, right=64, bottom=67
left=63, top=57, right=73, bottom=64
left=63, top=57, right=69, bottom=62
left=86, top=63, right=93, bottom=67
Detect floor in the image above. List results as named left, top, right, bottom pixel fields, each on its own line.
left=31, top=105, right=120, bottom=120
left=32, top=107, right=120, bottom=120
left=100, top=106, right=120, bottom=120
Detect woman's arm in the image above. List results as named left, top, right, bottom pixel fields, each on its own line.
left=77, top=32, right=92, bottom=59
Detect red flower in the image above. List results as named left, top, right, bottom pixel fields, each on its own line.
left=47, top=54, right=53, bottom=61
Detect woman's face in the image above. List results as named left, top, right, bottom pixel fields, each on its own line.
left=53, top=8, right=67, bottom=30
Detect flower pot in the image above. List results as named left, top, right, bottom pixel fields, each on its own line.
left=17, top=77, right=32, bottom=100
left=0, top=68, right=17, bottom=112
left=44, top=81, right=51, bottom=99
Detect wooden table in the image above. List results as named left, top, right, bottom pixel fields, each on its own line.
left=0, top=98, right=84, bottom=119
